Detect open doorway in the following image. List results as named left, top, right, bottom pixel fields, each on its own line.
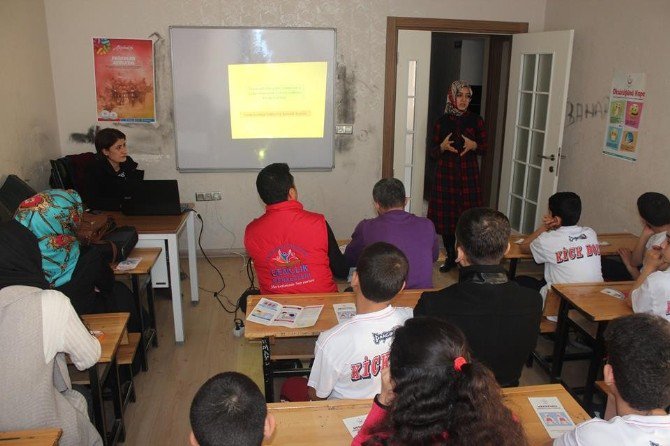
left=382, top=18, right=527, bottom=214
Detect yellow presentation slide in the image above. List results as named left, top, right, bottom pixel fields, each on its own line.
left=228, top=61, right=327, bottom=139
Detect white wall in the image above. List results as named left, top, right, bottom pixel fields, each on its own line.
left=545, top=0, right=670, bottom=233
left=43, top=0, right=546, bottom=252
left=0, top=0, right=60, bottom=191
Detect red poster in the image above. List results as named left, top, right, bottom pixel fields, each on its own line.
left=93, top=38, right=155, bottom=123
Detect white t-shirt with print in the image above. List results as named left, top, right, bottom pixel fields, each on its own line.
left=307, top=305, right=412, bottom=400
left=631, top=268, right=670, bottom=321
left=554, top=414, right=670, bottom=445
left=646, top=231, right=667, bottom=250
left=530, top=225, right=603, bottom=299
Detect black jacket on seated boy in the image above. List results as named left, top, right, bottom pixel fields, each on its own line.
left=414, top=207, right=542, bottom=387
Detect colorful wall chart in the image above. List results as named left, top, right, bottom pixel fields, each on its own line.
left=93, top=38, right=156, bottom=123
left=603, top=72, right=646, bottom=162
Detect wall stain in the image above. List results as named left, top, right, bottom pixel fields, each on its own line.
left=335, top=63, right=356, bottom=153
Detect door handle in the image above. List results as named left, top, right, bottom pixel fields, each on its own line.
left=538, top=154, right=556, bottom=161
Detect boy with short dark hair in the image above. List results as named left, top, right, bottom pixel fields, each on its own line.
left=519, top=192, right=603, bottom=302
left=415, top=208, right=542, bottom=386
left=618, top=192, right=670, bottom=279
left=244, top=163, right=347, bottom=294
left=189, top=372, right=275, bottom=446
left=626, top=232, right=670, bottom=321
left=344, top=178, right=439, bottom=289
left=554, top=313, right=670, bottom=445
left=307, top=242, right=412, bottom=400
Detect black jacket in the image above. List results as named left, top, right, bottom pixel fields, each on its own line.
left=86, top=154, right=143, bottom=210
left=414, top=264, right=542, bottom=387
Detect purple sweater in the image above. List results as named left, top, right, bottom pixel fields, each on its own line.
left=345, top=210, right=439, bottom=289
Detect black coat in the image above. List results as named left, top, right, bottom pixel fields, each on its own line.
left=86, top=154, right=143, bottom=210
left=414, top=264, right=542, bottom=387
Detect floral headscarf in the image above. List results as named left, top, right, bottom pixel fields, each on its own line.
left=444, top=80, right=473, bottom=117
left=14, top=190, right=83, bottom=287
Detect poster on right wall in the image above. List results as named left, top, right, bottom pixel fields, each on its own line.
left=603, top=72, right=646, bottom=162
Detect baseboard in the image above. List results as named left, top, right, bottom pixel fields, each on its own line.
left=178, top=247, right=248, bottom=259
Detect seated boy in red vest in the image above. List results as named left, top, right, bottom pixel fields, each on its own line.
left=244, top=163, right=347, bottom=294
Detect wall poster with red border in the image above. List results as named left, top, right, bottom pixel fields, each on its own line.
left=93, top=38, right=156, bottom=123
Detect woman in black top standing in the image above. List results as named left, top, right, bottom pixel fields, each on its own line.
left=86, top=128, right=144, bottom=211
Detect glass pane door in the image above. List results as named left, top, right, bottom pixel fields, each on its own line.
left=507, top=53, right=553, bottom=233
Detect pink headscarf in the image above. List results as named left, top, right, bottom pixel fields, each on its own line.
left=444, top=80, right=473, bottom=117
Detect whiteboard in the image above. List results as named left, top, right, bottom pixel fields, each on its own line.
left=170, top=27, right=336, bottom=171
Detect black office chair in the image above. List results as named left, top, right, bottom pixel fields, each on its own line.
left=0, top=175, right=37, bottom=218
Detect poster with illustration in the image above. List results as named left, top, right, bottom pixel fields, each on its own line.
left=603, top=72, right=646, bottom=162
left=93, top=38, right=156, bottom=123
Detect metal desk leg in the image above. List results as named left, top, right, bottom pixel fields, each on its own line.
left=584, top=323, right=607, bottom=413
left=262, top=338, right=274, bottom=402
left=131, top=275, right=148, bottom=371
left=89, top=363, right=107, bottom=446
left=508, top=258, right=518, bottom=279
left=109, top=358, right=126, bottom=444
left=167, top=233, right=185, bottom=343
left=551, top=298, right=571, bottom=381
left=187, top=211, right=199, bottom=304
left=146, top=275, right=158, bottom=347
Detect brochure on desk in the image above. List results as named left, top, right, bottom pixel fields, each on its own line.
left=247, top=298, right=323, bottom=328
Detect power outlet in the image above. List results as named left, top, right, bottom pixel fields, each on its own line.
left=335, top=124, right=353, bottom=134
left=195, top=192, right=223, bottom=201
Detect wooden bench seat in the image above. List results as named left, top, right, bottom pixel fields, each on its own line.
left=117, top=332, right=141, bottom=366
left=270, top=337, right=316, bottom=361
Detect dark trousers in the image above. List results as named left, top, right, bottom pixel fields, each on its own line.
left=442, top=233, right=457, bottom=266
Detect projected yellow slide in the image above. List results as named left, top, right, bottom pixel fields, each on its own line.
left=228, top=62, right=327, bottom=139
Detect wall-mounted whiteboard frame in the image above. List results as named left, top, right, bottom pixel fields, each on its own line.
left=170, top=26, right=336, bottom=172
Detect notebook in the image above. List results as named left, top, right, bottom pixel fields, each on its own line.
left=121, top=180, right=190, bottom=216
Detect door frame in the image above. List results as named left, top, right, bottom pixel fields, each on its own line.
left=382, top=17, right=529, bottom=197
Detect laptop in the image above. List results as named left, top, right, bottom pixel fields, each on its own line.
left=121, top=180, right=190, bottom=216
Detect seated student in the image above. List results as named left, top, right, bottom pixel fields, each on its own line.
left=554, top=313, right=670, bottom=445
left=616, top=192, right=670, bottom=280
left=245, top=163, right=347, bottom=294
left=518, top=192, right=603, bottom=302
left=625, top=232, right=670, bottom=321
left=86, top=127, right=143, bottom=210
left=0, top=222, right=102, bottom=446
left=13, top=190, right=140, bottom=331
left=190, top=372, right=275, bottom=446
left=352, top=317, right=527, bottom=446
left=414, top=208, right=542, bottom=386
left=307, top=242, right=412, bottom=400
left=344, top=178, right=439, bottom=289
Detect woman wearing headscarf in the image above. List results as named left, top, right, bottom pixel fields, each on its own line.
left=0, top=219, right=103, bottom=445
left=13, top=189, right=139, bottom=330
left=427, top=80, right=488, bottom=272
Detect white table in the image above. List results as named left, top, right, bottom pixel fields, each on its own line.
left=107, top=210, right=199, bottom=343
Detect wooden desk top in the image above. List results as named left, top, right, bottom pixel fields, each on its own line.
left=81, top=313, right=129, bottom=363
left=0, top=428, right=62, bottom=445
left=264, top=384, right=589, bottom=446
left=245, top=290, right=429, bottom=340
left=506, top=232, right=637, bottom=260
left=552, top=281, right=634, bottom=322
left=103, top=211, right=189, bottom=234
left=111, top=247, right=162, bottom=275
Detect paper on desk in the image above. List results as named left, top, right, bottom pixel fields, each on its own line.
left=115, top=257, right=141, bottom=271
left=246, top=298, right=323, bottom=328
left=342, top=414, right=368, bottom=438
left=598, top=240, right=611, bottom=246
left=334, top=303, right=357, bottom=323
left=601, top=288, right=625, bottom=299
left=339, top=244, right=348, bottom=254
left=529, top=396, right=576, bottom=439
left=514, top=238, right=525, bottom=244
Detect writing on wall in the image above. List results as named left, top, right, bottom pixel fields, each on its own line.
left=565, top=96, right=610, bottom=127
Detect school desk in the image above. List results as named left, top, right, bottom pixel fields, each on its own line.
left=0, top=428, right=62, bottom=446
left=264, top=383, right=590, bottom=446
left=245, top=290, right=428, bottom=402
left=112, top=247, right=161, bottom=371
left=104, top=210, right=199, bottom=343
left=80, top=312, right=130, bottom=446
left=506, top=232, right=637, bottom=278
left=550, top=281, right=633, bottom=413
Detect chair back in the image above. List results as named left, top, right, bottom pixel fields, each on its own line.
left=0, top=175, right=37, bottom=216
